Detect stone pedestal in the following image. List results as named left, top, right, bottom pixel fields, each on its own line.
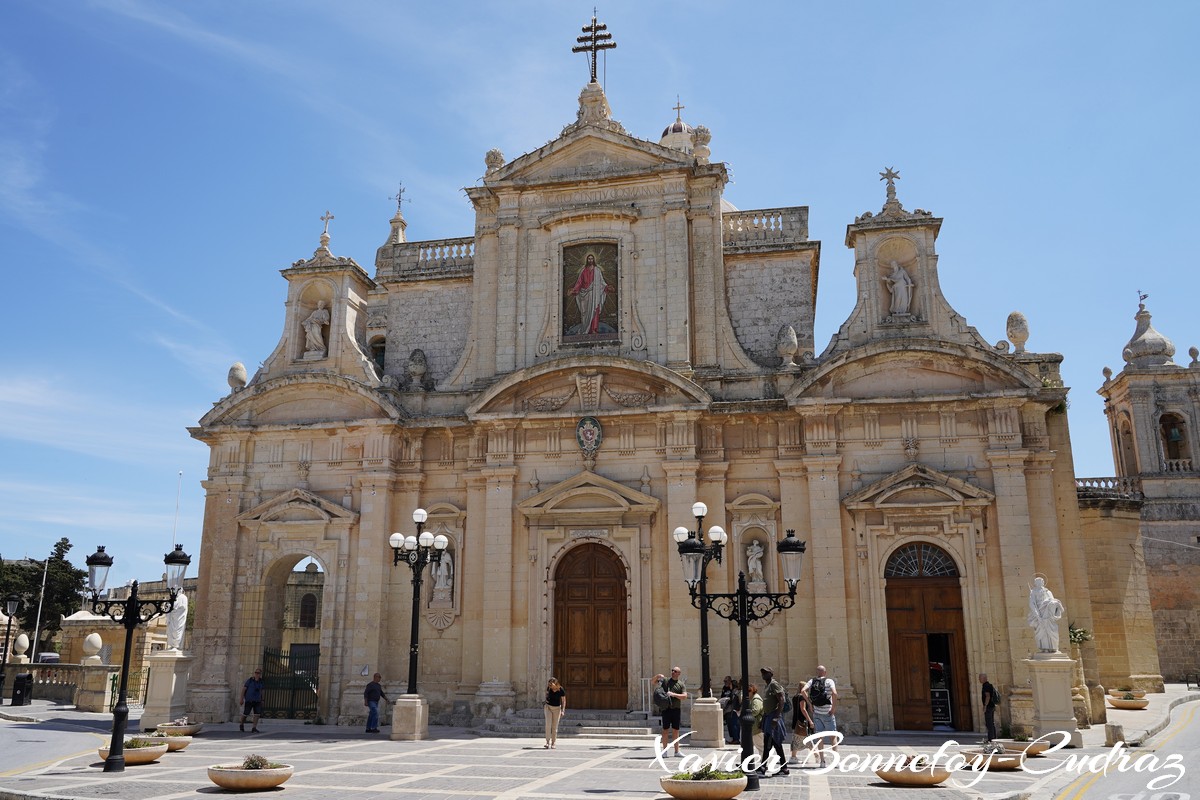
left=74, top=665, right=118, bottom=712
left=1024, top=652, right=1082, bottom=747
left=140, top=650, right=193, bottom=731
left=391, top=694, right=429, bottom=741
left=689, top=696, right=724, bottom=748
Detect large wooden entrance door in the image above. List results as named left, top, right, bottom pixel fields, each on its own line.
left=554, top=543, right=628, bottom=709
left=884, top=543, right=971, bottom=731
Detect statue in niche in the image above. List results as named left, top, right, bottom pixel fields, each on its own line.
left=883, top=260, right=915, bottom=315
left=303, top=301, right=330, bottom=354
left=433, top=551, right=454, bottom=593
left=746, top=540, right=765, bottom=584
left=165, top=590, right=188, bottom=650
left=1027, top=576, right=1064, bottom=652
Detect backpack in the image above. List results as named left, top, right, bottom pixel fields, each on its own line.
left=808, top=676, right=830, bottom=707
left=653, top=681, right=671, bottom=711
left=782, top=692, right=792, bottom=714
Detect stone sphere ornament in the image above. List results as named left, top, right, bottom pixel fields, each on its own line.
left=1006, top=312, right=1029, bottom=354
left=228, top=362, right=248, bottom=390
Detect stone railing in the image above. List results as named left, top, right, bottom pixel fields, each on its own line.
left=13, top=663, right=119, bottom=709
left=722, top=207, right=808, bottom=248
left=1075, top=476, right=1144, bottom=501
left=381, top=237, right=475, bottom=280
left=1162, top=458, right=1194, bottom=473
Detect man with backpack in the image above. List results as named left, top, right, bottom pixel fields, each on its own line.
left=756, top=667, right=790, bottom=776
left=802, top=665, right=838, bottom=767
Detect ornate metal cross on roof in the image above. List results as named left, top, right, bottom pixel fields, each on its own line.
left=572, top=12, right=616, bottom=84
left=320, top=210, right=335, bottom=235
left=673, top=96, right=685, bottom=120
left=389, top=183, right=408, bottom=214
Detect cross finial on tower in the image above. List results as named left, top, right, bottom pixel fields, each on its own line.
left=571, top=12, right=616, bottom=84
left=320, top=210, right=335, bottom=235
left=879, top=167, right=901, bottom=208
left=673, top=96, right=685, bottom=121
left=1138, top=289, right=1149, bottom=303
left=389, top=183, right=408, bottom=214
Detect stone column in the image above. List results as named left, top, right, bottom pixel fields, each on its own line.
left=140, top=650, right=194, bottom=730
left=473, top=465, right=519, bottom=716
left=986, top=451, right=1039, bottom=668
left=803, top=455, right=851, bottom=681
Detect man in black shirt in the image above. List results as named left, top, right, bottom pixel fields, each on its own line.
left=364, top=673, right=390, bottom=733
left=979, top=673, right=997, bottom=741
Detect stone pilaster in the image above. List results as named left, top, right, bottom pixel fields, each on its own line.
left=802, top=455, right=851, bottom=682
left=987, top=449, right=1039, bottom=673
left=474, top=465, right=519, bottom=714
left=662, top=460, right=701, bottom=676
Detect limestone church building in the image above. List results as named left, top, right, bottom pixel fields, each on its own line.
left=187, top=43, right=1161, bottom=735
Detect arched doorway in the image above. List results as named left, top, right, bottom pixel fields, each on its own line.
left=257, top=556, right=324, bottom=720
left=554, top=543, right=628, bottom=709
left=885, top=543, right=971, bottom=731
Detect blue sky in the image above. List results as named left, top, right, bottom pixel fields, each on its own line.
left=3, top=2, right=1196, bottom=585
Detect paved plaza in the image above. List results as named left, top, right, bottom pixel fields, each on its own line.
left=2, top=688, right=1197, bottom=800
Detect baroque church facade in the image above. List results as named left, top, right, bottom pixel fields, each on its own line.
left=187, top=44, right=1164, bottom=734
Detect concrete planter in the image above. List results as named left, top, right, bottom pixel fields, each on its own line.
left=991, top=739, right=1051, bottom=757
left=1108, top=689, right=1146, bottom=698
left=98, top=743, right=169, bottom=765
left=207, top=765, right=294, bottom=791
left=1107, top=697, right=1149, bottom=710
left=157, top=722, right=204, bottom=736
left=150, top=735, right=193, bottom=751
left=874, top=763, right=953, bottom=786
left=962, top=750, right=1024, bottom=771
left=658, top=776, right=747, bottom=799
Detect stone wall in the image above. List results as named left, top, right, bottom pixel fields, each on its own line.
left=386, top=280, right=471, bottom=385
left=724, top=251, right=816, bottom=366
left=1141, top=505, right=1200, bottom=680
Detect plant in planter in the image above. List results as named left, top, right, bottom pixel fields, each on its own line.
left=659, top=763, right=748, bottom=800
left=208, top=753, right=295, bottom=791
left=98, top=738, right=169, bottom=765
left=147, top=731, right=193, bottom=751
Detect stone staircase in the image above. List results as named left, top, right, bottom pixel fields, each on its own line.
left=472, top=708, right=657, bottom=740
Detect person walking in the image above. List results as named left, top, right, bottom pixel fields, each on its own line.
left=658, top=666, right=688, bottom=756
left=239, top=668, right=264, bottom=733
left=364, top=673, right=390, bottom=733
left=543, top=676, right=566, bottom=748
left=788, top=681, right=814, bottom=765
left=802, top=665, right=838, bottom=767
left=719, top=676, right=741, bottom=744
left=979, top=673, right=998, bottom=741
left=756, top=667, right=789, bottom=776
left=747, top=684, right=764, bottom=754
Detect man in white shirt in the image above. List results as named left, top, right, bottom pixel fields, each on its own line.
left=801, top=665, right=838, bottom=767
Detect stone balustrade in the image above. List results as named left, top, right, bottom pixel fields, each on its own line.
left=722, top=207, right=808, bottom=248
left=1162, top=458, right=1194, bottom=473
left=19, top=663, right=119, bottom=709
left=380, top=237, right=475, bottom=280
left=1075, top=476, right=1144, bottom=501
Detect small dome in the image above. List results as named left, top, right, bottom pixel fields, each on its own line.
left=661, top=118, right=694, bottom=139
left=1123, top=303, right=1176, bottom=368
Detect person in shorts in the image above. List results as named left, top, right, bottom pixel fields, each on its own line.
left=239, top=668, right=264, bottom=732
left=659, top=666, right=688, bottom=756
left=802, top=665, right=838, bottom=766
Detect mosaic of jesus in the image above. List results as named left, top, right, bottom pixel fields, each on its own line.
left=562, top=243, right=618, bottom=341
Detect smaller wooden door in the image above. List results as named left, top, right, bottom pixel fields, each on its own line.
left=554, top=544, right=628, bottom=709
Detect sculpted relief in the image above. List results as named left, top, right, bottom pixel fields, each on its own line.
left=563, top=243, right=619, bottom=342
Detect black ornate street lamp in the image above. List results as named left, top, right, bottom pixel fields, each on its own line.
left=388, top=508, right=448, bottom=695
left=1, top=593, right=19, bottom=699
left=676, top=530, right=806, bottom=790
left=672, top=501, right=727, bottom=698
left=85, top=544, right=191, bottom=773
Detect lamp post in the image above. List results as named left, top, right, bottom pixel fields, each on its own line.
left=671, top=501, right=727, bottom=698
left=388, top=508, right=448, bottom=694
left=676, top=530, right=806, bottom=790
left=85, top=544, right=191, bottom=773
left=1, top=594, right=18, bottom=699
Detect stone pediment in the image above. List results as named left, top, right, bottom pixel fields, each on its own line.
left=787, top=341, right=1043, bottom=404
left=467, top=356, right=710, bottom=418
left=843, top=464, right=994, bottom=511
left=491, top=128, right=689, bottom=186
left=198, top=374, right=404, bottom=428
left=237, top=488, right=359, bottom=525
left=518, top=469, right=659, bottom=526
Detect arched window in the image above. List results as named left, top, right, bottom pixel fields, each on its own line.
left=299, top=593, right=318, bottom=628
left=884, top=543, right=959, bottom=578
left=1159, top=413, right=1191, bottom=467
left=369, top=337, right=386, bottom=376
left=1117, top=417, right=1138, bottom=476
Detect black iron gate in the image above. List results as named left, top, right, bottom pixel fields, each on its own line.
left=261, top=647, right=319, bottom=719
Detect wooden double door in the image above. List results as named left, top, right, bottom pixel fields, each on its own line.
left=886, top=578, right=971, bottom=730
left=554, top=543, right=628, bottom=709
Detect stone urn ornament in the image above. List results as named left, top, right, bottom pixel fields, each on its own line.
left=1006, top=312, right=1030, bottom=354
left=775, top=324, right=799, bottom=368
left=227, top=361, right=248, bottom=391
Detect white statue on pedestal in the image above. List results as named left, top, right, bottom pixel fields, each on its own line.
left=1027, top=577, right=1064, bottom=652
left=746, top=541, right=765, bottom=584
left=166, top=591, right=188, bottom=651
